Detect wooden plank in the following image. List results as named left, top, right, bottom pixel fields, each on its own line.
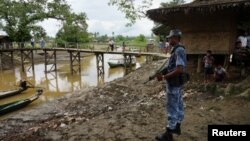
left=0, top=48, right=162, bottom=56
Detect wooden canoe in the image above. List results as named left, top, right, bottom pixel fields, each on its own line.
left=0, top=89, right=43, bottom=115
left=0, top=87, right=27, bottom=99
left=0, top=80, right=29, bottom=99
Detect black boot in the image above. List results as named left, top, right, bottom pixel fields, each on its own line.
left=155, top=132, right=173, bottom=141
left=167, top=123, right=181, bottom=135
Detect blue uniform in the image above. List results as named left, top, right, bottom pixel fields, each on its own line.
left=165, top=44, right=187, bottom=130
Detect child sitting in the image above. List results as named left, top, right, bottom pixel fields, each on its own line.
left=214, top=64, right=227, bottom=82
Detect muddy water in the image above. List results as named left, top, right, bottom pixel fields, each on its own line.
left=0, top=54, right=145, bottom=117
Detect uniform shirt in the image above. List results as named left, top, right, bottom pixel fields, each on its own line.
left=167, top=44, right=187, bottom=73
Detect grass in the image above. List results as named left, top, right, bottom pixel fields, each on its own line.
left=115, top=40, right=147, bottom=48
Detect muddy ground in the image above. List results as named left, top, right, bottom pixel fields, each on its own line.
left=0, top=59, right=249, bottom=141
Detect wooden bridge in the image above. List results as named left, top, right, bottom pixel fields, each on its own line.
left=0, top=47, right=168, bottom=77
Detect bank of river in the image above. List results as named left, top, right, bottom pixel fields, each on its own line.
left=0, top=59, right=249, bottom=141
left=0, top=53, right=145, bottom=118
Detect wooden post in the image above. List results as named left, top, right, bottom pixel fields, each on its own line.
left=124, top=54, right=127, bottom=68
left=20, top=50, right=25, bottom=72
left=10, top=51, right=14, bottom=67
left=96, top=53, right=104, bottom=78
left=55, top=71, right=59, bottom=92
left=124, top=54, right=133, bottom=75
left=146, top=55, right=153, bottom=63
left=54, top=50, right=57, bottom=72
left=223, top=55, right=229, bottom=70
left=77, top=52, right=81, bottom=73
left=31, top=50, right=34, bottom=71
left=44, top=72, right=49, bottom=90
left=145, top=55, right=148, bottom=63
left=44, top=50, right=57, bottom=73
left=124, top=54, right=132, bottom=67
left=44, top=50, right=47, bottom=72
left=69, top=51, right=73, bottom=74
left=69, top=51, right=81, bottom=74
left=197, top=55, right=203, bottom=73
left=0, top=52, right=3, bottom=71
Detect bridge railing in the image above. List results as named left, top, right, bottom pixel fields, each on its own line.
left=0, top=41, right=163, bottom=53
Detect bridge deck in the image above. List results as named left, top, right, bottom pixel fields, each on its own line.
left=0, top=48, right=168, bottom=58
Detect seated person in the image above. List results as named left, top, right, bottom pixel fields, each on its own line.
left=235, top=40, right=242, bottom=50
left=214, top=64, right=227, bottom=82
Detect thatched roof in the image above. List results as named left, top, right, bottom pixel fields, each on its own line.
left=147, top=0, right=250, bottom=23
left=152, top=24, right=170, bottom=35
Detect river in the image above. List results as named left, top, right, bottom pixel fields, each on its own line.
left=0, top=54, right=145, bottom=117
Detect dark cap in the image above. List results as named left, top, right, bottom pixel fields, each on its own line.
left=166, top=29, right=182, bottom=38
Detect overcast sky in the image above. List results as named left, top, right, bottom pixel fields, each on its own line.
left=39, top=0, right=193, bottom=37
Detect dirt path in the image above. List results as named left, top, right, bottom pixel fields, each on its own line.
left=0, top=60, right=249, bottom=141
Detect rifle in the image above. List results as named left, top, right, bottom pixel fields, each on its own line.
left=143, top=58, right=170, bottom=84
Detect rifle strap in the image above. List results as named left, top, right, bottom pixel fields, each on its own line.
left=171, top=45, right=185, bottom=54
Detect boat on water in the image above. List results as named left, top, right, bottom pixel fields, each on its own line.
left=0, top=89, right=43, bottom=115
left=0, top=80, right=29, bottom=99
left=108, top=55, right=136, bottom=68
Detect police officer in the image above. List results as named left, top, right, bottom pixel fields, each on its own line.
left=156, top=29, right=187, bottom=141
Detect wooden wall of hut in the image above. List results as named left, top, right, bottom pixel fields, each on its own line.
left=166, top=10, right=237, bottom=55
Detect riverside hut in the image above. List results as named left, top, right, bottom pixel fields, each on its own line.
left=147, top=0, right=250, bottom=71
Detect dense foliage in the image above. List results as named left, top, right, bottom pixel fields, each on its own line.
left=0, top=0, right=88, bottom=42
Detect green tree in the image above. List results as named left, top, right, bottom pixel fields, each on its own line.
left=116, top=35, right=125, bottom=42
left=109, top=0, right=188, bottom=25
left=97, top=34, right=109, bottom=42
left=108, top=0, right=153, bottom=26
left=56, top=24, right=89, bottom=44
left=135, top=34, right=146, bottom=42
left=56, top=13, right=89, bottom=44
left=0, top=0, right=87, bottom=42
left=153, top=0, right=186, bottom=36
left=161, top=0, right=185, bottom=8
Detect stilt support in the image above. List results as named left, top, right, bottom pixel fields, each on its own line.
left=123, top=54, right=133, bottom=75
left=69, top=51, right=81, bottom=74
left=96, top=53, right=104, bottom=79
left=44, top=49, right=57, bottom=73
left=146, top=55, right=153, bottom=63
left=20, top=50, right=34, bottom=72
left=45, top=71, right=59, bottom=92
